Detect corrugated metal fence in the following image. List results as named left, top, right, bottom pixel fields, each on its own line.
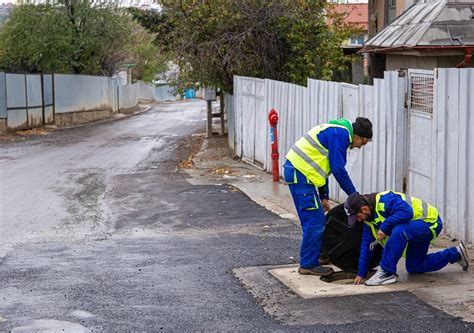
left=0, top=73, right=179, bottom=131
left=230, top=68, right=474, bottom=243
left=434, top=68, right=474, bottom=243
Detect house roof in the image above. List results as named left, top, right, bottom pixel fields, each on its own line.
left=334, top=4, right=369, bottom=30
left=362, top=0, right=474, bottom=52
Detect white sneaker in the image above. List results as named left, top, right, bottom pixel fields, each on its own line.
left=456, top=242, right=470, bottom=271
left=365, top=268, right=397, bottom=286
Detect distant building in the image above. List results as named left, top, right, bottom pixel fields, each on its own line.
left=0, top=3, right=13, bottom=27
left=333, top=3, right=370, bottom=84
left=361, top=0, right=474, bottom=80
left=335, top=3, right=369, bottom=45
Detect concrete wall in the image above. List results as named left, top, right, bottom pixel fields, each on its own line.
left=54, top=110, right=113, bottom=127
left=386, top=54, right=466, bottom=71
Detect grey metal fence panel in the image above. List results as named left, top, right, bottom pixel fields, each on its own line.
left=6, top=74, right=26, bottom=108
left=434, top=68, right=474, bottom=243
left=43, top=74, right=54, bottom=124
left=26, top=75, right=43, bottom=127
left=136, top=81, right=154, bottom=100
left=43, top=75, right=53, bottom=105
left=234, top=76, right=242, bottom=158
left=109, top=78, right=119, bottom=112
left=54, top=74, right=111, bottom=113
left=6, top=74, right=27, bottom=129
left=225, top=94, right=235, bottom=155
left=241, top=78, right=257, bottom=163
left=254, top=79, right=267, bottom=167
left=308, top=79, right=342, bottom=201
left=154, top=85, right=178, bottom=101
left=120, top=83, right=138, bottom=109
left=0, top=73, right=6, bottom=119
left=26, top=75, right=42, bottom=107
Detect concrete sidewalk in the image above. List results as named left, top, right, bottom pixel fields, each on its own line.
left=184, top=135, right=474, bottom=322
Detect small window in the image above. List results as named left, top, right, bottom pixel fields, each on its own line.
left=410, top=75, right=434, bottom=114
left=350, top=34, right=365, bottom=45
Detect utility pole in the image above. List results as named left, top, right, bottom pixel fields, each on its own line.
left=219, top=91, right=225, bottom=135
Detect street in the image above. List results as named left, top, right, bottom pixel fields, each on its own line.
left=0, top=100, right=472, bottom=332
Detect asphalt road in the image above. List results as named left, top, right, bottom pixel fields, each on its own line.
left=0, top=100, right=472, bottom=332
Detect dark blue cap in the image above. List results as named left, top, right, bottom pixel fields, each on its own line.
left=344, top=192, right=366, bottom=225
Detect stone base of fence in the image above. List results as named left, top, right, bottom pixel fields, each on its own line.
left=120, top=104, right=140, bottom=115
left=54, top=109, right=113, bottom=127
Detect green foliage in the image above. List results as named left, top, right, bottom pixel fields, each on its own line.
left=0, top=1, right=163, bottom=81
left=129, top=21, right=168, bottom=82
left=132, top=0, right=359, bottom=91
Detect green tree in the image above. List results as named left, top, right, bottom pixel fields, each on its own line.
left=132, top=0, right=358, bottom=91
left=129, top=22, right=168, bottom=83
left=0, top=1, right=163, bottom=81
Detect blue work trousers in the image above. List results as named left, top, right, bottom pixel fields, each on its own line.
left=380, top=218, right=460, bottom=274
left=284, top=161, right=325, bottom=268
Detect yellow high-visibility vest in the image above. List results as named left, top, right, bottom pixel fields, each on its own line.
left=286, top=122, right=352, bottom=186
left=365, top=191, right=440, bottom=249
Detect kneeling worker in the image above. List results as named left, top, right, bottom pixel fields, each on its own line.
left=344, top=191, right=469, bottom=286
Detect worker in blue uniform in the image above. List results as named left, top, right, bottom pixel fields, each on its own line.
left=344, top=191, right=470, bottom=286
left=284, top=117, right=373, bottom=276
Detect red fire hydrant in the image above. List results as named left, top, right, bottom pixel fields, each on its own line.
left=268, top=108, right=279, bottom=182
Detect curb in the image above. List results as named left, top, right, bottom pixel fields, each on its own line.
left=52, top=105, right=153, bottom=132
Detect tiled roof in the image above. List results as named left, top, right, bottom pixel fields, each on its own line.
left=334, top=4, right=369, bottom=30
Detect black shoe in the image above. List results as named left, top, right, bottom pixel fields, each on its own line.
left=298, top=266, right=334, bottom=276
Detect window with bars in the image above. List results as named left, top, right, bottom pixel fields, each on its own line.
left=410, top=75, right=434, bottom=114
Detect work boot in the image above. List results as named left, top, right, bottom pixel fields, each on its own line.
left=364, top=267, right=397, bottom=286
left=298, top=266, right=334, bottom=277
left=319, top=253, right=330, bottom=265
left=456, top=242, right=470, bottom=271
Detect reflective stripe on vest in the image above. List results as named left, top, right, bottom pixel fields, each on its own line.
left=286, top=123, right=351, bottom=187
left=365, top=191, right=440, bottom=248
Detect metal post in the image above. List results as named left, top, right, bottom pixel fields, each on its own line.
left=207, top=100, right=213, bottom=138
left=220, top=93, right=225, bottom=135
left=24, top=74, right=29, bottom=128
left=52, top=74, right=56, bottom=124
left=41, top=74, right=45, bottom=125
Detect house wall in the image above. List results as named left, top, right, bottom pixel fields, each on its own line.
left=373, top=0, right=385, bottom=33
left=386, top=54, right=467, bottom=71
left=371, top=0, right=411, bottom=35
left=396, top=0, right=409, bottom=16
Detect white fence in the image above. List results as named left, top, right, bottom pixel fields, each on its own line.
left=55, top=75, right=112, bottom=114
left=230, top=68, right=474, bottom=243
left=0, top=72, right=180, bottom=131
left=434, top=69, right=474, bottom=243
